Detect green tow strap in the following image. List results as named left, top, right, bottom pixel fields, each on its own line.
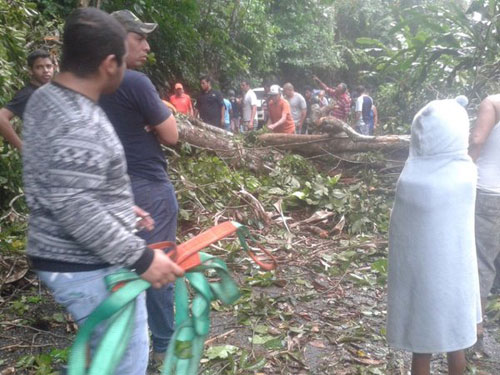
left=163, top=252, right=240, bottom=375
left=67, top=223, right=267, bottom=375
left=68, top=270, right=150, bottom=375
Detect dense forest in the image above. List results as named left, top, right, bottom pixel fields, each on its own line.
left=1, top=1, right=500, bottom=374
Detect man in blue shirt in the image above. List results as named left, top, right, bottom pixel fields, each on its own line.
left=100, top=10, right=179, bottom=365
left=0, top=49, right=54, bottom=150
left=196, top=75, right=225, bottom=128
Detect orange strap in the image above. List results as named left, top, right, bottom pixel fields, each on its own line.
left=149, top=221, right=277, bottom=271
left=245, top=246, right=276, bottom=271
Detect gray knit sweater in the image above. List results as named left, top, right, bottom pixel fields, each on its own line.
left=22, top=82, right=152, bottom=272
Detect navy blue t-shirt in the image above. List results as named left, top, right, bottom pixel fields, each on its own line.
left=6, top=83, right=38, bottom=119
left=196, top=89, right=224, bottom=127
left=361, top=96, right=374, bottom=123
left=100, top=70, right=171, bottom=182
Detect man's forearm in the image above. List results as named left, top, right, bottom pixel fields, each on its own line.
left=274, top=114, right=287, bottom=128
left=155, top=115, right=178, bottom=145
left=314, top=76, right=328, bottom=90
left=299, top=110, right=306, bottom=128
left=268, top=117, right=284, bottom=131
left=469, top=98, right=497, bottom=161
left=250, top=105, right=257, bottom=127
left=469, top=143, right=482, bottom=162
left=0, top=110, right=22, bottom=150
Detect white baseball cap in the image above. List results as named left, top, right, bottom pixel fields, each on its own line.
left=269, top=84, right=281, bottom=95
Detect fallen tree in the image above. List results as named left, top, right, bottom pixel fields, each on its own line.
left=174, top=113, right=410, bottom=169
left=256, top=132, right=409, bottom=156
left=261, top=104, right=410, bottom=157
left=175, top=115, right=283, bottom=173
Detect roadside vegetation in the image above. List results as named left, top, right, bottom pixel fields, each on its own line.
left=1, top=0, right=500, bottom=374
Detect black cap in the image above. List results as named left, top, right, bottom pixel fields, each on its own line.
left=111, top=10, right=157, bottom=35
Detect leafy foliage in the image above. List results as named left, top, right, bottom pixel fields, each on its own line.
left=16, top=348, right=69, bottom=375
left=357, top=0, right=500, bottom=131
left=0, top=146, right=24, bottom=211
left=171, top=149, right=392, bottom=235
left=102, top=0, right=279, bottom=92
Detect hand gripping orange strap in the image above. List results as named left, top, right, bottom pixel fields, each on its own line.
left=148, top=240, right=202, bottom=271
left=149, top=221, right=277, bottom=271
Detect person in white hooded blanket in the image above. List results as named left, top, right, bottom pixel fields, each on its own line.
left=387, top=96, right=482, bottom=375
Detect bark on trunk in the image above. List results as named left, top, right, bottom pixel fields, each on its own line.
left=256, top=133, right=409, bottom=155
left=260, top=112, right=410, bottom=156
left=175, top=115, right=409, bottom=168
left=176, top=116, right=282, bottom=172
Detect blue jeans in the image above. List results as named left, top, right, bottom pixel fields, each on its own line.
left=130, top=176, right=178, bottom=353
left=37, top=267, right=149, bottom=375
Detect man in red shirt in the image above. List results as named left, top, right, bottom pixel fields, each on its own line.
left=169, top=83, right=193, bottom=116
left=267, top=85, right=295, bottom=134
left=313, top=75, right=351, bottom=122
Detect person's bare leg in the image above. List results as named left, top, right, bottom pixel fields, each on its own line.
left=477, top=296, right=487, bottom=340
left=411, top=353, right=431, bottom=375
left=447, top=350, right=466, bottom=375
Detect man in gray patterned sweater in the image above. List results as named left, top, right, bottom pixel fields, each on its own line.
left=22, top=8, right=184, bottom=374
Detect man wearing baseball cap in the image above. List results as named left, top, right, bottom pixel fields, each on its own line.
left=100, top=9, right=179, bottom=368
left=267, top=84, right=295, bottom=134
left=169, top=82, right=194, bottom=116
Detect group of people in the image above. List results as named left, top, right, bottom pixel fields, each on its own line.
left=1, top=6, right=499, bottom=375
left=160, top=73, right=378, bottom=137
left=162, top=77, right=262, bottom=133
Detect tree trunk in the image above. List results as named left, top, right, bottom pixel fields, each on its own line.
left=176, top=116, right=283, bottom=173
left=256, top=133, right=408, bottom=156
left=175, top=115, right=409, bottom=169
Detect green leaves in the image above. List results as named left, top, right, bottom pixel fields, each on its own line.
left=202, top=342, right=267, bottom=373
left=175, top=340, right=194, bottom=359
left=359, top=0, right=500, bottom=127
left=16, top=348, right=69, bottom=375
left=172, top=146, right=392, bottom=236
left=205, top=344, right=238, bottom=360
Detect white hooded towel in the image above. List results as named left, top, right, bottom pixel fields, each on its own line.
left=387, top=96, right=482, bottom=353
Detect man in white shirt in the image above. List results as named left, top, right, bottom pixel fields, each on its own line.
left=283, top=82, right=307, bottom=134
left=240, top=80, right=257, bottom=132
left=354, top=85, right=375, bottom=135
left=469, top=94, right=500, bottom=341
